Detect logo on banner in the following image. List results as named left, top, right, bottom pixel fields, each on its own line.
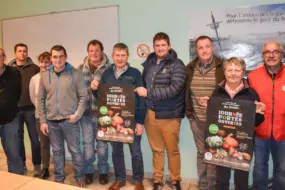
left=136, top=44, right=150, bottom=58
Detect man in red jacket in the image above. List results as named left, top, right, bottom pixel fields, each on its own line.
left=248, top=41, right=285, bottom=190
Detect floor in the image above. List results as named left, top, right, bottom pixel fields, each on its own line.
left=0, top=150, right=198, bottom=189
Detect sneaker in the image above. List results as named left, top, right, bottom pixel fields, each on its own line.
left=99, top=173, right=109, bottom=185
left=76, top=179, right=86, bottom=188
left=40, top=168, right=50, bottom=179
left=85, top=173, right=94, bottom=185
left=153, top=182, right=164, bottom=190
left=172, top=181, right=182, bottom=190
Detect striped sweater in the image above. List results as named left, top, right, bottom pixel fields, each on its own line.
left=185, top=56, right=224, bottom=120
left=191, top=65, right=216, bottom=122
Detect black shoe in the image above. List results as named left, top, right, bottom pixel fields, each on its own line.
left=99, top=173, right=108, bottom=185
left=172, top=181, right=182, bottom=190
left=85, top=173, right=94, bottom=185
left=153, top=182, right=164, bottom=190
left=40, top=168, right=50, bottom=179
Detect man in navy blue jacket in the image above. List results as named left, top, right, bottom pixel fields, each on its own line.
left=92, top=43, right=146, bottom=190
left=135, top=32, right=187, bottom=190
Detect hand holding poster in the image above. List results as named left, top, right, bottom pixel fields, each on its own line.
left=96, top=84, right=135, bottom=143
left=204, top=97, right=256, bottom=171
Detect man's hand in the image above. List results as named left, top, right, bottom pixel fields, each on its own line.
left=40, top=123, right=49, bottom=136
left=90, top=80, right=99, bottom=90
left=255, top=101, right=266, bottom=115
left=66, top=114, right=77, bottom=123
left=134, top=87, right=147, bottom=97
left=135, top=123, right=144, bottom=136
left=198, top=96, right=210, bottom=108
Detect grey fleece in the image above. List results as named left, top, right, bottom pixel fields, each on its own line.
left=38, top=63, right=87, bottom=124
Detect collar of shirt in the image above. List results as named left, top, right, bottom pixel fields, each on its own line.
left=113, top=63, right=129, bottom=79
left=0, top=64, right=6, bottom=77
left=225, top=81, right=244, bottom=99
left=198, top=57, right=214, bottom=69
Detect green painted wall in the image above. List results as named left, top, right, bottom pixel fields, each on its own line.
left=0, top=0, right=282, bottom=181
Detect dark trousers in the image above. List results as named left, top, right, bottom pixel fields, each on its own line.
left=17, top=106, right=41, bottom=167
left=216, top=166, right=249, bottom=190
left=253, top=136, right=285, bottom=190
left=35, top=118, right=50, bottom=168
left=111, top=133, right=144, bottom=182
left=190, top=120, right=216, bottom=189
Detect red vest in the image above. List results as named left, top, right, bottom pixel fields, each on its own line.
left=248, top=65, right=285, bottom=141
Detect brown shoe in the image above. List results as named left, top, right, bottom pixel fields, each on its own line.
left=109, top=181, right=126, bottom=190
left=135, top=182, right=145, bottom=190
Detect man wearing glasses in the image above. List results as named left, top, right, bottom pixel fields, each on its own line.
left=0, top=48, right=24, bottom=175
left=248, top=41, right=285, bottom=190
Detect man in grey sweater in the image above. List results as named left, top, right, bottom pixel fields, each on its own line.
left=38, top=45, right=88, bottom=187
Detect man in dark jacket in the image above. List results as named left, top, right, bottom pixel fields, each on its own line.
left=92, top=43, right=146, bottom=190
left=8, top=43, right=41, bottom=176
left=0, top=48, right=24, bottom=175
left=185, top=36, right=224, bottom=190
left=135, top=32, right=187, bottom=190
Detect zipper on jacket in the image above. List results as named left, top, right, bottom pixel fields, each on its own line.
left=271, top=74, right=276, bottom=137
left=56, top=75, right=60, bottom=119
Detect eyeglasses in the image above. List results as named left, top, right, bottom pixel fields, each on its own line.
left=263, top=50, right=281, bottom=56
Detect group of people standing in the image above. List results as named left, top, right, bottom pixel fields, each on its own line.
left=186, top=36, right=285, bottom=190
left=0, top=32, right=284, bottom=190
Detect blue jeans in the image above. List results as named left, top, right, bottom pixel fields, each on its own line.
left=80, top=116, right=95, bottom=174
left=111, top=133, right=144, bottom=182
left=90, top=116, right=109, bottom=174
left=97, top=139, right=109, bottom=174
left=47, top=120, right=84, bottom=181
left=253, top=136, right=285, bottom=190
left=17, top=107, right=41, bottom=167
left=0, top=117, right=24, bottom=175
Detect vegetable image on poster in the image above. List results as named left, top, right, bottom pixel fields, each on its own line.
left=96, top=84, right=135, bottom=143
left=204, top=97, right=256, bottom=171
